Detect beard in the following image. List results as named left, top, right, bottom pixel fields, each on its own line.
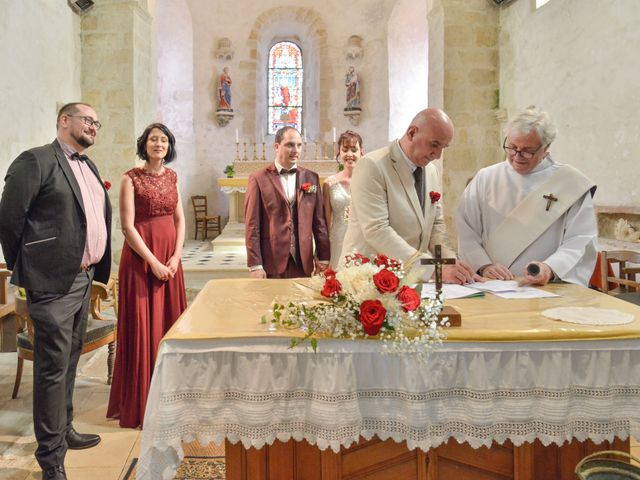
left=73, top=130, right=95, bottom=149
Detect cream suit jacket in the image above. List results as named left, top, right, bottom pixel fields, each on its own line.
left=339, top=141, right=455, bottom=269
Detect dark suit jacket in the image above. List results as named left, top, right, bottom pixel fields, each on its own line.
left=244, top=164, right=330, bottom=277
left=0, top=139, right=112, bottom=293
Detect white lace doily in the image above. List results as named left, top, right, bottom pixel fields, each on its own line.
left=543, top=307, right=635, bottom=325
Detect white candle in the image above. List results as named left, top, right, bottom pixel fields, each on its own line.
left=235, top=128, right=239, bottom=143
left=303, top=128, right=307, bottom=143
left=332, top=127, right=336, bottom=143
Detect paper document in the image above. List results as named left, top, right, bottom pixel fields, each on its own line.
left=468, top=280, right=559, bottom=299
left=421, top=280, right=559, bottom=300
left=421, top=283, right=485, bottom=300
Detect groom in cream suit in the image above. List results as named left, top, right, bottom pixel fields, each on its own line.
left=340, top=108, right=477, bottom=284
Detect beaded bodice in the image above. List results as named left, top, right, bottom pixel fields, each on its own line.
left=127, top=167, right=178, bottom=219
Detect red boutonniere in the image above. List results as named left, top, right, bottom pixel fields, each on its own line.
left=103, top=180, right=112, bottom=191
left=429, top=191, right=441, bottom=204
left=301, top=183, right=317, bottom=194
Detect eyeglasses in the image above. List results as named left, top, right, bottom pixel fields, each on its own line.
left=502, top=137, right=544, bottom=160
left=66, top=115, right=102, bottom=131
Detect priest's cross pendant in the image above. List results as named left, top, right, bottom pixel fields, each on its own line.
left=420, top=245, right=456, bottom=295
left=543, top=193, right=558, bottom=211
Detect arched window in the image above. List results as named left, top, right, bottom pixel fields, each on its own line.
left=268, top=41, right=303, bottom=134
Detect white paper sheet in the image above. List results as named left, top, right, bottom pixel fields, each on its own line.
left=421, top=283, right=485, bottom=300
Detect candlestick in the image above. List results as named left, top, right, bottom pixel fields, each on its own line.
left=314, top=142, right=319, bottom=161
left=252, top=142, right=258, bottom=160
left=261, top=142, right=266, bottom=161
left=235, top=141, right=240, bottom=161
left=243, top=142, right=248, bottom=161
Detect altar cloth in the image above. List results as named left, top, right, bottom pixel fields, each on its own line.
left=165, top=279, right=640, bottom=342
left=136, top=279, right=640, bottom=480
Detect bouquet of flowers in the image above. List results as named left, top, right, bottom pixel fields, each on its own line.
left=264, top=253, right=448, bottom=355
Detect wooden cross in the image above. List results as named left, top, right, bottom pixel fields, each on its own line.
left=420, top=245, right=456, bottom=296
left=543, top=193, right=558, bottom=211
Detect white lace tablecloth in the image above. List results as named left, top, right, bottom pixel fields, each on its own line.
left=136, top=336, right=640, bottom=480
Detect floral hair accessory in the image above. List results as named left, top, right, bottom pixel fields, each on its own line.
left=429, top=191, right=441, bottom=203
left=301, top=183, right=317, bottom=194
left=264, top=252, right=447, bottom=356
left=103, top=180, right=112, bottom=191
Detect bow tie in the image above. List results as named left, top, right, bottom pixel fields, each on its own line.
left=279, top=168, right=297, bottom=176
left=71, top=152, right=89, bottom=162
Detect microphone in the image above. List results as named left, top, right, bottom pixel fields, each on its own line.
left=526, top=263, right=540, bottom=276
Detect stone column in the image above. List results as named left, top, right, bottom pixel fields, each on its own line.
left=428, top=0, right=501, bottom=238
left=80, top=0, right=154, bottom=258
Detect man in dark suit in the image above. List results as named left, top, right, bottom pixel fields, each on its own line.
left=245, top=126, right=330, bottom=278
left=0, top=102, right=112, bottom=480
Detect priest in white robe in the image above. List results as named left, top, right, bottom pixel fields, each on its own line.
left=456, top=106, right=598, bottom=287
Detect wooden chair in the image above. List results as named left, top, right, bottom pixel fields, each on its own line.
left=12, top=281, right=117, bottom=399
left=191, top=195, right=221, bottom=240
left=0, top=263, right=15, bottom=322
left=600, top=250, right=640, bottom=305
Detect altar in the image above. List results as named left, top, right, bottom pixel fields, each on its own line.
left=136, top=280, right=640, bottom=479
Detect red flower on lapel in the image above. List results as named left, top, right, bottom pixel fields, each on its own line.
left=301, top=183, right=317, bottom=194
left=429, top=191, right=441, bottom=204
left=103, top=180, right=112, bottom=191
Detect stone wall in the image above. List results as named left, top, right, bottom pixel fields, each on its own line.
left=428, top=0, right=501, bottom=241
left=499, top=0, right=640, bottom=209
left=0, top=3, right=82, bottom=184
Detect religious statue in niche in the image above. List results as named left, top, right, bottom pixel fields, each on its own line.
left=344, top=66, right=362, bottom=126
left=215, top=67, right=234, bottom=127
left=218, top=67, right=233, bottom=111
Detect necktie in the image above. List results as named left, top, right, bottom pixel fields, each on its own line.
left=279, top=167, right=297, bottom=176
left=71, top=152, right=89, bottom=162
left=413, top=166, right=425, bottom=209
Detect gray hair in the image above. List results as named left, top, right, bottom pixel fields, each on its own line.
left=506, top=106, right=557, bottom=146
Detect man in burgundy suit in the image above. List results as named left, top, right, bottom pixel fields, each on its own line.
left=245, top=126, right=330, bottom=278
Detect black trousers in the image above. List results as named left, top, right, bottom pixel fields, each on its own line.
left=27, top=268, right=93, bottom=470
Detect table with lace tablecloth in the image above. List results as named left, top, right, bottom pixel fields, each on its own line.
left=136, top=279, right=640, bottom=480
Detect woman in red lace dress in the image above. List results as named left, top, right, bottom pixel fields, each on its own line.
left=107, top=123, right=187, bottom=428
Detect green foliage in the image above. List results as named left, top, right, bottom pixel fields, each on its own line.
left=224, top=164, right=235, bottom=178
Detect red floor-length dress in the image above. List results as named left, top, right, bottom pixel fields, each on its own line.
left=107, top=167, right=187, bottom=428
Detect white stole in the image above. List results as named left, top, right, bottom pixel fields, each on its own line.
left=485, top=165, right=595, bottom=269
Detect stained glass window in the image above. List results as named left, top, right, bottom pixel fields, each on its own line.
left=268, top=41, right=303, bottom=135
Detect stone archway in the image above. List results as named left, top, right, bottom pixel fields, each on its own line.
left=243, top=7, right=329, bottom=142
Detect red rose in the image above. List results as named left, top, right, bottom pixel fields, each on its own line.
left=373, top=269, right=399, bottom=294
left=396, top=285, right=420, bottom=312
left=347, top=252, right=371, bottom=265
left=104, top=180, right=112, bottom=191
left=324, top=267, right=337, bottom=279
left=374, top=254, right=390, bottom=267
left=429, top=191, right=441, bottom=203
left=301, top=183, right=317, bottom=194
left=321, top=277, right=342, bottom=297
left=359, top=299, right=387, bottom=336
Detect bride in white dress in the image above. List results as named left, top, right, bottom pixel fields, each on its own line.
left=322, top=130, right=364, bottom=268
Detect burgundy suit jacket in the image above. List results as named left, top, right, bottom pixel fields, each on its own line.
left=244, top=164, right=330, bottom=277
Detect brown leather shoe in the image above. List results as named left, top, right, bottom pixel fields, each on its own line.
left=42, top=465, right=67, bottom=479
left=65, top=427, right=101, bottom=449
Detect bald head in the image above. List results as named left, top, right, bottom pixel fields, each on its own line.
left=399, top=108, right=454, bottom=167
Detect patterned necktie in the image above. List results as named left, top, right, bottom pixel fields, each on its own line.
left=71, top=152, right=89, bottom=162
left=280, top=167, right=297, bottom=176
left=413, top=166, right=425, bottom=209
